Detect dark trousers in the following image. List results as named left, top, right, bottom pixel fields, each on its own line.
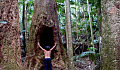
left=44, top=58, right=52, bottom=70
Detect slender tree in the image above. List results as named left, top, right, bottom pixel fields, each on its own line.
left=97, top=0, right=102, bottom=53
left=101, top=0, right=120, bottom=70
left=23, top=0, right=68, bottom=70
left=65, top=0, right=74, bottom=70
left=0, top=0, right=22, bottom=69
left=25, top=3, right=28, bottom=48
left=87, top=0, right=95, bottom=50
left=75, top=0, right=78, bottom=39
left=22, top=0, right=26, bottom=57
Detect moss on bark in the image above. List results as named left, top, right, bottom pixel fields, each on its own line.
left=101, top=0, right=120, bottom=70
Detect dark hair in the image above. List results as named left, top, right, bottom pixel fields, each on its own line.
left=45, top=46, right=50, bottom=51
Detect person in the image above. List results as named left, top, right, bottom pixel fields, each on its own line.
left=37, top=42, right=57, bottom=70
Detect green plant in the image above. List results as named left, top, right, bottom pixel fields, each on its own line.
left=79, top=47, right=100, bottom=65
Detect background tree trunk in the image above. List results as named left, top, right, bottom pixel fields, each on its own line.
left=23, top=0, right=68, bottom=70
left=0, top=0, right=22, bottom=69
left=87, top=0, right=95, bottom=50
left=101, top=0, right=120, bottom=70
left=65, top=0, right=74, bottom=70
left=22, top=0, right=26, bottom=57
left=75, top=0, right=78, bottom=39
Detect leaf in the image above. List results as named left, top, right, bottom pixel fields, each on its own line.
left=21, top=30, right=28, bottom=33
left=88, top=47, right=97, bottom=51
left=56, top=0, right=64, bottom=3
left=94, top=40, right=99, bottom=44
left=79, top=51, right=95, bottom=57
left=71, top=13, right=77, bottom=18
left=0, top=21, right=7, bottom=24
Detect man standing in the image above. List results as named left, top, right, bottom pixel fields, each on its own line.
left=37, top=42, right=57, bottom=70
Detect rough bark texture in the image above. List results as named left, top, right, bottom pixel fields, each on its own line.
left=101, top=0, right=120, bottom=70
left=0, top=0, right=22, bottom=70
left=65, top=0, right=74, bottom=70
left=23, top=0, right=68, bottom=70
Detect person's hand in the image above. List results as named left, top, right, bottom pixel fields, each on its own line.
left=54, top=42, right=57, bottom=46
left=38, top=42, right=40, bottom=46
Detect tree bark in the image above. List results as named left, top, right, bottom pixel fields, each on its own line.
left=23, top=0, right=68, bottom=70
left=101, top=0, right=120, bottom=70
left=65, top=0, right=74, bottom=70
left=0, top=0, right=22, bottom=70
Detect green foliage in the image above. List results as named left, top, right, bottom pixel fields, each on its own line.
left=56, top=0, right=64, bottom=3
left=80, top=51, right=95, bottom=57
left=18, top=0, right=34, bottom=32
left=88, top=47, right=97, bottom=51
left=79, top=50, right=100, bottom=65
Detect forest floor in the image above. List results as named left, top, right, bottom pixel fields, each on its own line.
left=0, top=57, right=97, bottom=70
left=74, top=57, right=96, bottom=70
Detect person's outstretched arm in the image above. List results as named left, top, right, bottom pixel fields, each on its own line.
left=37, top=42, right=46, bottom=51
left=50, top=43, right=57, bottom=51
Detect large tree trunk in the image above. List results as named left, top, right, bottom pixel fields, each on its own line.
left=23, top=0, right=68, bottom=70
left=101, top=0, right=120, bottom=70
left=0, top=0, right=22, bottom=70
